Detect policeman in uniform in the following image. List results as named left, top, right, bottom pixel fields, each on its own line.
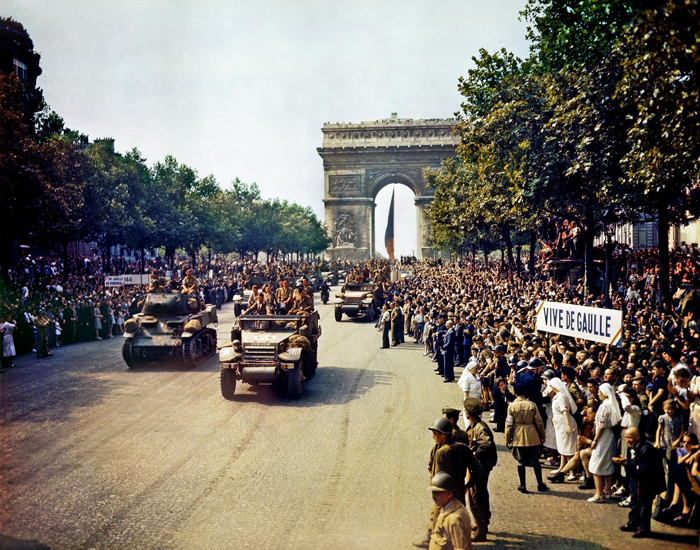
left=434, top=315, right=447, bottom=376
left=442, top=320, right=456, bottom=383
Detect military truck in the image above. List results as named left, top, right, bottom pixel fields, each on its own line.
left=122, top=293, right=218, bottom=368
left=333, top=282, right=377, bottom=323
left=219, top=311, right=321, bottom=400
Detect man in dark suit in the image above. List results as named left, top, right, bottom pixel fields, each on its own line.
left=615, top=427, right=666, bottom=538
left=442, top=320, right=456, bottom=383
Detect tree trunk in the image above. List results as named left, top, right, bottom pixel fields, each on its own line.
left=583, top=210, right=596, bottom=294
left=483, top=239, right=489, bottom=267
left=529, top=231, right=536, bottom=274
left=62, top=241, right=70, bottom=285
left=503, top=226, right=514, bottom=267
left=105, top=234, right=113, bottom=274
left=658, top=199, right=671, bottom=305
left=140, top=247, right=145, bottom=273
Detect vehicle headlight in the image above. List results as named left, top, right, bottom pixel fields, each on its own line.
left=220, top=347, right=235, bottom=360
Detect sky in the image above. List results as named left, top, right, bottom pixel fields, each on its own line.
left=3, top=0, right=531, bottom=257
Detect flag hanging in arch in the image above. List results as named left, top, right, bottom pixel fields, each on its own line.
left=385, top=186, right=395, bottom=260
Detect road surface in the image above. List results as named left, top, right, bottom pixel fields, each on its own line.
left=1, top=293, right=697, bottom=549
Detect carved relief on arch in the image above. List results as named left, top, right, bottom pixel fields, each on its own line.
left=328, top=174, right=361, bottom=195
left=333, top=211, right=357, bottom=248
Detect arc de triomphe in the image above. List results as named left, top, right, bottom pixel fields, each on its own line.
left=318, top=116, right=458, bottom=260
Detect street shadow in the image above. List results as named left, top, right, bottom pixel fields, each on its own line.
left=1, top=372, right=127, bottom=425
left=225, top=366, right=395, bottom=407
left=0, top=533, right=54, bottom=549
left=122, top=354, right=220, bottom=373
left=486, top=529, right=697, bottom=548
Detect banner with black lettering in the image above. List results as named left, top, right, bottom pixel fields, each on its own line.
left=535, top=301, right=623, bottom=346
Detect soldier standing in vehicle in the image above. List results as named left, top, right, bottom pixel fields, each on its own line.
left=289, top=287, right=314, bottom=315
left=275, top=279, right=294, bottom=314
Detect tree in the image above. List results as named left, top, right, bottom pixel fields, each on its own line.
left=615, top=0, right=700, bottom=303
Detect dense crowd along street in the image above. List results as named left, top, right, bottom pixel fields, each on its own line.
left=2, top=250, right=700, bottom=548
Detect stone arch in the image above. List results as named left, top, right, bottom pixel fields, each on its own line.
left=318, top=117, right=459, bottom=260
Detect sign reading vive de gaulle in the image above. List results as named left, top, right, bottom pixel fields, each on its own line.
left=104, top=274, right=150, bottom=287
left=535, top=301, right=623, bottom=346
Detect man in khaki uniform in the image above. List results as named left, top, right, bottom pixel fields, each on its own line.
left=505, top=383, right=548, bottom=493
left=428, top=472, right=472, bottom=550
left=288, top=288, right=314, bottom=315
left=463, top=398, right=497, bottom=542
left=442, top=408, right=469, bottom=444
left=275, top=279, right=294, bottom=314
left=181, top=269, right=199, bottom=295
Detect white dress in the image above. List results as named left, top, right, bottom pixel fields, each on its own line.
left=543, top=401, right=557, bottom=450
left=588, top=405, right=615, bottom=476
left=552, top=392, right=578, bottom=455
left=689, top=375, right=700, bottom=439
left=1, top=322, right=17, bottom=357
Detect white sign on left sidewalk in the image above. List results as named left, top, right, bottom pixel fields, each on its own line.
left=535, top=300, right=623, bottom=346
left=104, top=274, right=150, bottom=287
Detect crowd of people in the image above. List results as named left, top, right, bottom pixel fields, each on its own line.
left=367, top=246, right=700, bottom=547
left=0, top=251, right=346, bottom=371
left=4, top=242, right=700, bottom=547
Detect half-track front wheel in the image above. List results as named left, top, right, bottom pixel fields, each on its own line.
left=220, top=366, right=237, bottom=399
left=287, top=361, right=303, bottom=399
left=334, top=307, right=342, bottom=322
left=366, top=304, right=376, bottom=323
left=122, top=339, right=137, bottom=369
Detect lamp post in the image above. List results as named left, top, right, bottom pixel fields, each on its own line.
left=602, top=207, right=619, bottom=309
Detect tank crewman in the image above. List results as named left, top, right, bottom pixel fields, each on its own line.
left=428, top=472, right=473, bottom=550
left=147, top=270, right=168, bottom=294
left=181, top=269, right=199, bottom=295
left=442, top=408, right=469, bottom=444
left=463, top=398, right=497, bottom=542
left=275, top=279, right=294, bottom=313
left=243, top=291, right=273, bottom=316
left=288, top=287, right=314, bottom=315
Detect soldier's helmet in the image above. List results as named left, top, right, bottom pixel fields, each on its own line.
left=517, top=360, right=529, bottom=370
left=529, top=357, right=544, bottom=369
left=429, top=471, right=458, bottom=493
left=508, top=354, right=518, bottom=366
left=428, top=417, right=453, bottom=435
left=542, top=369, right=556, bottom=381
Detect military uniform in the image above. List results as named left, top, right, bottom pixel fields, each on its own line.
left=429, top=498, right=472, bottom=550
left=390, top=306, right=403, bottom=346
left=275, top=285, right=294, bottom=312
left=148, top=277, right=168, bottom=294
left=466, top=418, right=497, bottom=538
left=181, top=274, right=199, bottom=295
left=289, top=293, right=313, bottom=314
left=34, top=314, right=51, bottom=358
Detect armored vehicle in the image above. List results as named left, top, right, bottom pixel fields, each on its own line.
left=333, top=282, right=377, bottom=322
left=122, top=293, right=218, bottom=368
left=219, top=311, right=321, bottom=400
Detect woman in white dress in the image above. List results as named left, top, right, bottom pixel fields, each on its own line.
left=547, top=377, right=578, bottom=483
left=541, top=371, right=558, bottom=467
left=587, top=382, right=622, bottom=502
left=687, top=374, right=700, bottom=439
left=458, top=359, right=481, bottom=427
left=0, top=314, right=17, bottom=369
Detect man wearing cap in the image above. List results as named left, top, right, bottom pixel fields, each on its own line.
left=506, top=383, right=548, bottom=493
left=288, top=287, right=314, bottom=315
left=442, top=408, right=469, bottom=444
left=428, top=472, right=473, bottom=550
left=462, top=397, right=497, bottom=540
left=434, top=315, right=447, bottom=375
left=391, top=301, right=403, bottom=347
left=415, top=418, right=482, bottom=549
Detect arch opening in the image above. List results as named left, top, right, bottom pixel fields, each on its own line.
left=374, top=183, right=418, bottom=259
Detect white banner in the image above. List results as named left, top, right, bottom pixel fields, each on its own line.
left=104, top=274, right=150, bottom=287
left=535, top=300, right=623, bottom=346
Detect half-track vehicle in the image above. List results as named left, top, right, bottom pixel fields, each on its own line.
left=219, top=311, right=321, bottom=400
left=333, top=282, right=377, bottom=323
left=122, top=293, right=218, bottom=368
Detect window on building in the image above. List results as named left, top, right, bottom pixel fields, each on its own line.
left=12, top=58, right=28, bottom=82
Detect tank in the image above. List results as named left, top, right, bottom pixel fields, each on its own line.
left=122, top=292, right=218, bottom=368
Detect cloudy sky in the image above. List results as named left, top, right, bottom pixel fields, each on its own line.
left=4, top=0, right=531, bottom=257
